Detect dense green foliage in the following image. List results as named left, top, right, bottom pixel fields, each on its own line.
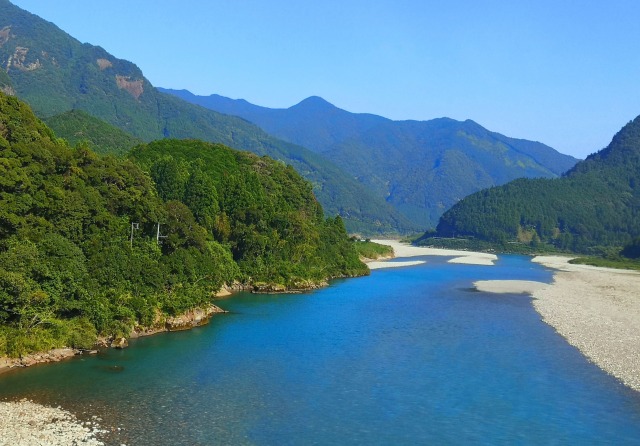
left=425, top=116, right=640, bottom=253
left=163, top=89, right=578, bottom=228
left=353, top=240, right=394, bottom=260
left=0, top=92, right=366, bottom=357
left=570, top=250, right=640, bottom=270
left=44, top=110, right=142, bottom=157
left=0, top=1, right=412, bottom=234
left=129, top=139, right=368, bottom=284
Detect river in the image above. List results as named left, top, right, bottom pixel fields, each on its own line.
left=1, top=255, right=639, bottom=445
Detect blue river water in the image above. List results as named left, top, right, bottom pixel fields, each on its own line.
left=1, top=255, right=640, bottom=445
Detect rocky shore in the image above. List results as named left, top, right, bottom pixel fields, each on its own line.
left=0, top=400, right=105, bottom=445
left=1, top=303, right=228, bottom=374
left=0, top=348, right=96, bottom=373
left=472, top=255, right=640, bottom=393
left=531, top=256, right=640, bottom=392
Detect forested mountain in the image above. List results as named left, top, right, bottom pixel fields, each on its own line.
left=161, top=89, right=579, bottom=228
left=160, top=90, right=390, bottom=154
left=0, top=92, right=366, bottom=357
left=423, top=115, right=640, bottom=253
left=0, top=0, right=413, bottom=234
left=44, top=110, right=142, bottom=157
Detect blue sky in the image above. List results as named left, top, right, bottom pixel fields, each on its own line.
left=10, top=0, right=640, bottom=158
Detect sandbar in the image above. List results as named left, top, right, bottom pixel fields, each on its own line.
left=474, top=280, right=549, bottom=294
left=367, top=260, right=427, bottom=270
left=370, top=239, right=497, bottom=266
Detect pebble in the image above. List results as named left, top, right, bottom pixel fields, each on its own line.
left=0, top=399, right=104, bottom=445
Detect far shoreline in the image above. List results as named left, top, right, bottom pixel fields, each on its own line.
left=368, top=239, right=498, bottom=268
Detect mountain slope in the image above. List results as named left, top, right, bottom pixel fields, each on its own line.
left=161, top=88, right=579, bottom=228
left=44, top=110, right=143, bottom=157
left=0, top=0, right=411, bottom=233
left=424, top=116, right=640, bottom=252
left=160, top=88, right=389, bottom=154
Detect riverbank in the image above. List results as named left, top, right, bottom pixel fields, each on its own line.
left=474, top=255, right=640, bottom=393
left=367, top=239, right=497, bottom=269
left=531, top=256, right=640, bottom=392
left=0, top=400, right=105, bottom=445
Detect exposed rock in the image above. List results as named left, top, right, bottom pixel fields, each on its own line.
left=226, top=281, right=254, bottom=292
left=215, top=286, right=232, bottom=297
left=251, top=280, right=329, bottom=294
left=0, top=26, right=11, bottom=47
left=96, top=58, right=112, bottom=70
left=115, top=75, right=143, bottom=99
left=110, top=337, right=129, bottom=349
left=165, top=304, right=226, bottom=331
left=0, top=348, right=95, bottom=372
left=7, top=46, right=41, bottom=72
left=1, top=85, right=15, bottom=96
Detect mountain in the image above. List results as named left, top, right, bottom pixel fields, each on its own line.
left=422, top=115, right=640, bottom=253
left=44, top=110, right=143, bottom=157
left=0, top=0, right=413, bottom=234
left=0, top=91, right=367, bottom=357
left=160, top=89, right=390, bottom=153
left=160, top=88, right=579, bottom=228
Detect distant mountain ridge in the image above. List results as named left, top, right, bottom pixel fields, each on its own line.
left=161, top=89, right=390, bottom=154
left=0, top=0, right=412, bottom=234
left=425, top=115, right=640, bottom=252
left=161, top=88, right=579, bottom=227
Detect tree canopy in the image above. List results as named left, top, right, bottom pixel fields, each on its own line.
left=0, top=92, right=366, bottom=357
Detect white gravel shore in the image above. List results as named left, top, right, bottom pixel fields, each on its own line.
left=0, top=399, right=105, bottom=445
left=531, top=256, right=640, bottom=392
left=369, top=240, right=497, bottom=268
left=472, top=255, right=640, bottom=393
left=474, top=280, right=549, bottom=294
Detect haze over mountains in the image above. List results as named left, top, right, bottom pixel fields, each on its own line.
left=1, top=0, right=579, bottom=233
left=162, top=89, right=579, bottom=227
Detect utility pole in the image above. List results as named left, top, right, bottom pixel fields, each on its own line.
left=130, top=222, right=139, bottom=248
left=156, top=222, right=168, bottom=245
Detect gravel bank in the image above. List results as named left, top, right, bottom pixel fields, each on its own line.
left=473, top=280, right=549, bottom=294
left=0, top=399, right=105, bottom=445
left=532, top=256, right=640, bottom=392
left=370, top=240, right=497, bottom=266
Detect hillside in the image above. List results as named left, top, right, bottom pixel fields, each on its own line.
left=44, top=110, right=142, bottom=157
left=422, top=116, right=640, bottom=253
left=0, top=0, right=412, bottom=234
left=0, top=91, right=368, bottom=357
left=161, top=88, right=579, bottom=228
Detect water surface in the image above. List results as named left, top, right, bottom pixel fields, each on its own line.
left=1, top=255, right=639, bottom=445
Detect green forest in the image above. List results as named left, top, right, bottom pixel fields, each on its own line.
left=0, top=0, right=414, bottom=234
left=421, top=116, right=640, bottom=255
left=0, top=92, right=367, bottom=358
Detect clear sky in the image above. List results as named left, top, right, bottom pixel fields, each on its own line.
left=10, top=0, right=640, bottom=158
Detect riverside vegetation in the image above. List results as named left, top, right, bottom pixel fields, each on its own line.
left=0, top=92, right=367, bottom=358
